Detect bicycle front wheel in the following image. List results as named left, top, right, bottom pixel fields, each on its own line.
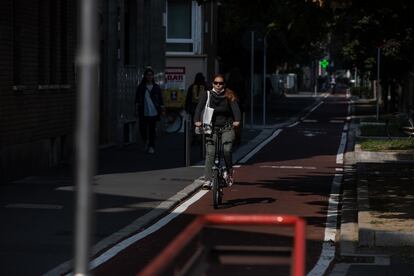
left=212, top=170, right=222, bottom=209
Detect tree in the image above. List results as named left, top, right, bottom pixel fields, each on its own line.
left=331, top=0, right=414, bottom=110
left=216, top=0, right=332, bottom=75
left=331, top=0, right=414, bottom=78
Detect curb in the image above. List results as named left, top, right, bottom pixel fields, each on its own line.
left=355, top=143, right=414, bottom=162
left=339, top=118, right=358, bottom=255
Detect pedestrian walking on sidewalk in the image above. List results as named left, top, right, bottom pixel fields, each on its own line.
left=135, top=67, right=165, bottom=154
left=193, top=74, right=241, bottom=189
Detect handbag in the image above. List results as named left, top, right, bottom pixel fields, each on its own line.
left=199, top=90, right=214, bottom=134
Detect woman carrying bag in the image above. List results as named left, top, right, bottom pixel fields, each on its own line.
left=193, top=74, right=241, bottom=189
left=135, top=68, right=165, bottom=154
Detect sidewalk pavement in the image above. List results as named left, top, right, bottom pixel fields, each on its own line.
left=332, top=98, right=414, bottom=275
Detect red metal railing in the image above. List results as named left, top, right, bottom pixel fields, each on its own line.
left=138, top=214, right=306, bottom=276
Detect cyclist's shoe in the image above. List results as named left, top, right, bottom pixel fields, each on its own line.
left=147, top=147, right=155, bottom=154
left=226, top=175, right=234, bottom=187
left=223, top=170, right=234, bottom=187
left=201, top=180, right=212, bottom=190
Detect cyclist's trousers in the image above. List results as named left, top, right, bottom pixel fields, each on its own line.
left=204, top=127, right=235, bottom=180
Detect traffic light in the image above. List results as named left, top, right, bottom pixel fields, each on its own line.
left=319, top=59, right=329, bottom=69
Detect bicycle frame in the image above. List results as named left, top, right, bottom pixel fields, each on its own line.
left=212, top=129, right=225, bottom=180
left=211, top=127, right=227, bottom=209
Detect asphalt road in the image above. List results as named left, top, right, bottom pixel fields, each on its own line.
left=91, top=93, right=350, bottom=275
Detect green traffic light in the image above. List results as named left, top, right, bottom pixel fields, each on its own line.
left=320, top=59, right=329, bottom=69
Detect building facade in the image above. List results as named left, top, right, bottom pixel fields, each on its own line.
left=165, top=0, right=219, bottom=95
left=0, top=0, right=217, bottom=183
left=0, top=0, right=77, bottom=182
left=100, top=0, right=166, bottom=145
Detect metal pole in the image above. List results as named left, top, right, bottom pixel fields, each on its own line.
left=74, top=0, right=99, bottom=275
left=354, top=67, right=357, bottom=87
left=376, top=47, right=380, bottom=121
left=314, top=61, right=318, bottom=96
left=250, top=31, right=254, bottom=128
left=201, top=134, right=205, bottom=159
left=185, top=114, right=191, bottom=167
left=262, top=35, right=267, bottom=126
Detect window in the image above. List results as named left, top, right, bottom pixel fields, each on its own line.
left=166, top=0, right=202, bottom=54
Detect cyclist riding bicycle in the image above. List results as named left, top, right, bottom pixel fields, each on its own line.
left=193, top=74, right=241, bottom=189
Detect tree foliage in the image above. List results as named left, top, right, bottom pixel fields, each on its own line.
left=215, top=0, right=332, bottom=74
left=331, top=0, right=414, bottom=80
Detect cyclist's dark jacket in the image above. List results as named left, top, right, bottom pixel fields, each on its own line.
left=194, top=89, right=241, bottom=127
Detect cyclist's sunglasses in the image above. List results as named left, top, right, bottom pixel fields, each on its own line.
left=213, top=81, right=224, bottom=85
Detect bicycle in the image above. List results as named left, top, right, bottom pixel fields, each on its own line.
left=196, top=125, right=232, bottom=209
left=212, top=126, right=229, bottom=209
left=385, top=106, right=414, bottom=139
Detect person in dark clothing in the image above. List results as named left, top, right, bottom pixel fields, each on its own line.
left=185, top=73, right=208, bottom=144
left=193, top=74, right=241, bottom=189
left=135, top=68, right=165, bottom=154
left=185, top=72, right=208, bottom=118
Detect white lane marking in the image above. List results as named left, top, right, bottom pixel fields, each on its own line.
left=86, top=189, right=209, bottom=271
left=238, top=129, right=283, bottom=164
left=303, top=130, right=326, bottom=137
left=336, top=125, right=348, bottom=165
left=287, top=121, right=300, bottom=128
left=191, top=165, right=205, bottom=168
left=5, top=203, right=63, bottom=210
left=307, top=173, right=343, bottom=275
left=307, top=112, right=349, bottom=276
left=309, top=101, right=324, bottom=113
left=303, top=119, right=318, bottom=123
left=260, top=165, right=317, bottom=170
left=299, top=101, right=325, bottom=123
left=329, top=120, right=344, bottom=123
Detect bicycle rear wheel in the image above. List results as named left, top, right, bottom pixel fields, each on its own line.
left=212, top=170, right=222, bottom=209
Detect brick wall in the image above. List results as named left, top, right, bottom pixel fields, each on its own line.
left=0, top=0, right=77, bottom=183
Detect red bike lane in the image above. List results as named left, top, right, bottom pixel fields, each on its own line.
left=93, top=94, right=349, bottom=276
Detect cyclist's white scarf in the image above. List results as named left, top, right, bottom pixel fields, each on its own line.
left=211, top=88, right=225, bottom=97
